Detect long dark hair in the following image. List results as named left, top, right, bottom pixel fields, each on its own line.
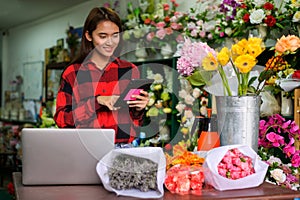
left=71, top=7, right=123, bottom=64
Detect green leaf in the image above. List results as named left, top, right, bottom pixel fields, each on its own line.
left=248, top=76, right=257, bottom=87
left=186, top=70, right=207, bottom=87
left=258, top=70, right=274, bottom=82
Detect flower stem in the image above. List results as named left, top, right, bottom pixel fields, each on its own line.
left=218, top=65, right=232, bottom=96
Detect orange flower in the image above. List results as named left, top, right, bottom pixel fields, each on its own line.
left=275, top=35, right=300, bottom=55
left=165, top=144, right=205, bottom=170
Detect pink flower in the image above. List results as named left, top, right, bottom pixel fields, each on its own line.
left=165, top=27, right=173, bottom=35
left=258, top=114, right=300, bottom=190
left=146, top=32, right=155, bottom=42
left=156, top=22, right=166, bottom=29
left=155, top=29, right=166, bottom=40
left=217, top=148, right=255, bottom=180
left=266, top=132, right=284, bottom=147
left=291, top=152, right=300, bottom=167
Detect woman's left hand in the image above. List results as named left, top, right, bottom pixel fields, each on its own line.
left=127, top=90, right=149, bottom=111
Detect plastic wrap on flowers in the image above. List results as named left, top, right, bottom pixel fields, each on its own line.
left=203, top=145, right=269, bottom=191
left=164, top=164, right=205, bottom=195
left=96, top=147, right=166, bottom=199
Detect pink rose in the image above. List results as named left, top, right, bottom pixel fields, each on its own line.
left=156, top=29, right=166, bottom=40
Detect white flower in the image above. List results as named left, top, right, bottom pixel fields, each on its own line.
left=175, top=102, right=186, bottom=114
left=270, top=169, right=286, bottom=183
left=184, top=95, right=195, bottom=105
left=293, top=11, right=300, bottom=23
left=253, top=0, right=266, bottom=7
left=192, top=87, right=201, bottom=98
left=267, top=156, right=282, bottom=165
left=184, top=109, right=194, bottom=119
left=153, top=73, right=164, bottom=84
left=250, top=9, right=265, bottom=24
left=179, top=89, right=189, bottom=99
left=225, top=27, right=233, bottom=36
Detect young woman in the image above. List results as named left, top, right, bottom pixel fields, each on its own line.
left=54, top=7, right=149, bottom=144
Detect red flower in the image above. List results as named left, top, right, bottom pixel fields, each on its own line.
left=7, top=182, right=15, bottom=195
left=292, top=70, right=300, bottom=79
left=264, top=15, right=276, bottom=27
left=144, top=18, right=151, bottom=25
left=243, top=13, right=250, bottom=23
left=263, top=2, right=274, bottom=10
left=164, top=16, right=171, bottom=23
left=163, top=3, right=170, bottom=11
left=165, top=143, right=172, bottom=151
left=240, top=3, right=247, bottom=9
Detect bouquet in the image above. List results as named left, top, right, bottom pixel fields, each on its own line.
left=218, top=148, right=255, bottom=180
left=164, top=144, right=205, bottom=195
left=258, top=114, right=300, bottom=190
left=177, top=37, right=270, bottom=96
left=265, top=35, right=300, bottom=93
left=203, top=145, right=269, bottom=191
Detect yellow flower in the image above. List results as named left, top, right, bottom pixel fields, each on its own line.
left=247, top=43, right=264, bottom=58
left=163, top=107, right=172, bottom=113
left=181, top=127, right=189, bottom=135
left=153, top=84, right=162, bottom=91
left=202, top=52, right=218, bottom=71
left=234, top=54, right=257, bottom=73
left=231, top=38, right=248, bottom=56
left=161, top=92, right=170, bottom=101
left=266, top=75, right=277, bottom=85
left=217, top=47, right=230, bottom=66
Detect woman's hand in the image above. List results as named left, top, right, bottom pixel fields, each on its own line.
left=127, top=90, right=149, bottom=111
left=96, top=95, right=120, bottom=111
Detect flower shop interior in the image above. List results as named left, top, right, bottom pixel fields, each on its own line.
left=0, top=0, right=300, bottom=199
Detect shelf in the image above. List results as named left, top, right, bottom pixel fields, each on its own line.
left=45, top=62, right=70, bottom=101
left=0, top=118, right=37, bottom=124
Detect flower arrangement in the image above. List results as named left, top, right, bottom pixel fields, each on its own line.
left=263, top=34, right=300, bottom=99
left=181, top=0, right=300, bottom=46
left=145, top=0, right=185, bottom=48
left=181, top=0, right=220, bottom=44
left=177, top=37, right=269, bottom=96
left=122, top=0, right=154, bottom=43
left=218, top=148, right=255, bottom=180
left=218, top=0, right=299, bottom=46
left=175, top=77, right=209, bottom=151
left=258, top=114, right=300, bottom=190
left=164, top=143, right=205, bottom=195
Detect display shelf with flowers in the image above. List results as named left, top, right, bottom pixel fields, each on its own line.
left=175, top=77, right=210, bottom=152
left=258, top=114, right=300, bottom=190
left=136, top=68, right=175, bottom=147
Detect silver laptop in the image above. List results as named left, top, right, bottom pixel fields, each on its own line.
left=21, top=128, right=115, bottom=185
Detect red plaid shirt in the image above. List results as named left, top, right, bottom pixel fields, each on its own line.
left=54, top=57, right=144, bottom=143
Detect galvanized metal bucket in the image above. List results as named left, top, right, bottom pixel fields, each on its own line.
left=216, top=96, right=261, bottom=152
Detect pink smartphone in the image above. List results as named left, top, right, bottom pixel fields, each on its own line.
left=114, top=79, right=154, bottom=107
left=123, top=89, right=142, bottom=101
